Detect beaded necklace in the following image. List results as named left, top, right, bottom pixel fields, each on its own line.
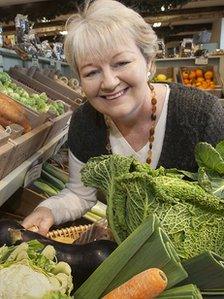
left=104, top=83, right=157, bottom=165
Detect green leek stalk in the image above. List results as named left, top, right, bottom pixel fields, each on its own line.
left=158, top=284, right=202, bottom=298
left=74, top=214, right=187, bottom=299
left=179, top=251, right=224, bottom=290
left=83, top=212, right=102, bottom=223
left=90, top=201, right=107, bottom=218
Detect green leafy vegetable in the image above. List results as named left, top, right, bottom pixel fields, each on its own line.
left=81, top=154, right=224, bottom=259
left=197, top=167, right=224, bottom=199
left=0, top=240, right=73, bottom=299
left=195, top=141, right=224, bottom=175
left=0, top=71, right=65, bottom=115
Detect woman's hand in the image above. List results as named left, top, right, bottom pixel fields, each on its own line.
left=22, top=207, right=55, bottom=236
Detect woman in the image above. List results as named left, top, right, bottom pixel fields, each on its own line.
left=22, top=0, right=224, bottom=235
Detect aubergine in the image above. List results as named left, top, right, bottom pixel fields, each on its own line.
left=0, top=219, right=117, bottom=289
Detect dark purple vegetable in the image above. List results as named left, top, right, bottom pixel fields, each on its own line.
left=0, top=218, right=22, bottom=247
left=0, top=219, right=117, bottom=289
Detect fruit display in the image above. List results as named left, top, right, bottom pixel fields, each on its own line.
left=54, top=74, right=84, bottom=97
left=153, top=73, right=173, bottom=83
left=152, top=67, right=174, bottom=83
left=180, top=67, right=217, bottom=90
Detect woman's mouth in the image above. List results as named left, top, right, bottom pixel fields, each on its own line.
left=101, top=88, right=129, bottom=100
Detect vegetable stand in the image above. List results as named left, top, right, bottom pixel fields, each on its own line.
left=0, top=127, right=68, bottom=208
left=0, top=47, right=223, bottom=88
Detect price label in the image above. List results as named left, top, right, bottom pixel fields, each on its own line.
left=50, top=59, right=55, bottom=67
left=55, top=60, right=61, bottom=71
left=32, top=57, right=39, bottom=67
left=0, top=55, right=3, bottom=67
left=53, top=132, right=68, bottom=156
left=195, top=57, right=208, bottom=65
left=24, top=160, right=43, bottom=187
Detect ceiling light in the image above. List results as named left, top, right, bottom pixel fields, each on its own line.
left=41, top=17, right=51, bottom=23
left=153, top=22, right=162, bottom=28
left=59, top=31, right=68, bottom=35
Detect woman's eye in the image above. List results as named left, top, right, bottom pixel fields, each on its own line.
left=114, top=61, right=130, bottom=67
left=83, top=70, right=99, bottom=77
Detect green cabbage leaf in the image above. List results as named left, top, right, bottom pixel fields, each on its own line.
left=81, top=153, right=224, bottom=259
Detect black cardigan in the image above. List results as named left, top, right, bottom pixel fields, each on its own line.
left=68, top=83, right=224, bottom=172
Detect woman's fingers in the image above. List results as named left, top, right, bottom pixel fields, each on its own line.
left=21, top=207, right=54, bottom=235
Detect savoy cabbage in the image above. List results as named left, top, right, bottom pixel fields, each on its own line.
left=81, top=154, right=224, bottom=259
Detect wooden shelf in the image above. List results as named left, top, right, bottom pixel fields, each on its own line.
left=0, top=128, right=68, bottom=207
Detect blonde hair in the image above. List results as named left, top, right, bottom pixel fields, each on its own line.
left=64, top=0, right=158, bottom=79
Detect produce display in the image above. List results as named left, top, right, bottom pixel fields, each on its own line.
left=0, top=71, right=65, bottom=116
left=0, top=219, right=117, bottom=291
left=1, top=109, right=224, bottom=299
left=152, top=73, right=173, bottom=83
left=0, top=239, right=73, bottom=299
left=0, top=92, right=31, bottom=133
left=101, top=268, right=168, bottom=299
left=81, top=140, right=224, bottom=259
left=181, top=67, right=216, bottom=90
left=53, top=75, right=84, bottom=97
left=73, top=214, right=202, bottom=298
left=31, top=161, right=106, bottom=223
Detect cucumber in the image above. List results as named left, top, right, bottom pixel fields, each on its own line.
left=33, top=180, right=58, bottom=197
left=41, top=169, right=65, bottom=191
left=43, top=162, right=69, bottom=184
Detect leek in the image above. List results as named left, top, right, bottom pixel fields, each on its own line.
left=179, top=251, right=224, bottom=290
left=83, top=211, right=102, bottom=223
left=90, top=201, right=107, bottom=218
left=74, top=214, right=187, bottom=299
left=158, top=284, right=202, bottom=298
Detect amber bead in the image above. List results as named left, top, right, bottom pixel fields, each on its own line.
left=151, top=97, right=157, bottom=105
left=146, top=157, right=152, bottom=164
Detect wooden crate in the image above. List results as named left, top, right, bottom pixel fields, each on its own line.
left=2, top=121, right=52, bottom=177
left=0, top=90, right=46, bottom=130
left=0, top=187, right=45, bottom=218
left=10, top=78, right=48, bottom=127
left=179, top=65, right=223, bottom=98
left=154, top=67, right=177, bottom=83
left=9, top=66, right=78, bottom=109
left=0, top=130, right=10, bottom=147
left=0, top=141, right=15, bottom=179
left=32, top=69, right=82, bottom=103
left=44, top=101, right=72, bottom=144
left=9, top=77, right=72, bottom=132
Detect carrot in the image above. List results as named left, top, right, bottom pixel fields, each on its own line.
left=102, top=268, right=167, bottom=299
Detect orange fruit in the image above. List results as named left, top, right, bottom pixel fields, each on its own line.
left=189, top=71, right=196, bottom=80
left=204, top=70, right=213, bottom=80
left=196, top=77, right=204, bottom=83
left=182, top=71, right=189, bottom=79
left=195, top=69, right=203, bottom=77
left=183, top=79, right=190, bottom=85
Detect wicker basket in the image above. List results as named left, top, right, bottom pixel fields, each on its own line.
left=47, top=223, right=93, bottom=244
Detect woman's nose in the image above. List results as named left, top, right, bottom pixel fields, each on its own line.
left=101, top=69, right=119, bottom=91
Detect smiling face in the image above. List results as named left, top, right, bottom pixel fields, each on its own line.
left=78, top=38, right=151, bottom=122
